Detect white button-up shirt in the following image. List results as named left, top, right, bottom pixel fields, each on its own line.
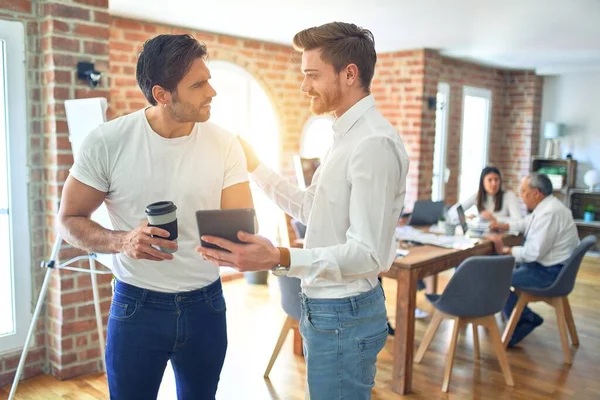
left=509, top=195, right=580, bottom=266
left=252, top=95, right=409, bottom=298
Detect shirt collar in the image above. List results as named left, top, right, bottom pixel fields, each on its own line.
left=332, top=95, right=376, bottom=138
left=533, top=195, right=554, bottom=214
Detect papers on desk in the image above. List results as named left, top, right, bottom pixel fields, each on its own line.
left=395, top=226, right=478, bottom=250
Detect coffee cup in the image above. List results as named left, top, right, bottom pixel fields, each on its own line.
left=145, top=201, right=178, bottom=253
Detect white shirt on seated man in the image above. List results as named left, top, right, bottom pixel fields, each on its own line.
left=489, top=173, right=580, bottom=347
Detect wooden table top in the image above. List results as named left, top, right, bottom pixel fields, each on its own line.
left=391, top=233, right=521, bottom=271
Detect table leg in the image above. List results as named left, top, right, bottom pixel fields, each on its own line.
left=392, top=268, right=418, bottom=394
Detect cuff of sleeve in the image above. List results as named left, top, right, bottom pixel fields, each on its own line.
left=223, top=172, right=249, bottom=189
left=69, top=169, right=109, bottom=193
left=511, top=246, right=524, bottom=263
left=287, top=248, right=312, bottom=278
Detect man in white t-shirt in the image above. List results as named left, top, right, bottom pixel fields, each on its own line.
left=58, top=34, right=253, bottom=400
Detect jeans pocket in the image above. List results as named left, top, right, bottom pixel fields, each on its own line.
left=109, top=293, right=139, bottom=321
left=303, top=312, right=338, bottom=335
left=208, top=291, right=227, bottom=313
left=358, top=328, right=388, bottom=385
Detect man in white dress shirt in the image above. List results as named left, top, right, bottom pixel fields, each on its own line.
left=197, top=22, right=409, bottom=399
left=490, top=173, right=579, bottom=346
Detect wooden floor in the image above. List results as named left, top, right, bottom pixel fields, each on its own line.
left=2, top=256, right=600, bottom=399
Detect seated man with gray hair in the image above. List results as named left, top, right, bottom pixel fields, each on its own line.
left=489, top=173, right=580, bottom=346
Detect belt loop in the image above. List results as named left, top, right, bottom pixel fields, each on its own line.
left=139, top=289, right=148, bottom=306
left=350, top=297, right=357, bottom=316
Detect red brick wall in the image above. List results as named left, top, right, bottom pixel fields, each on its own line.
left=372, top=51, right=540, bottom=209
left=500, top=71, right=544, bottom=191
left=40, top=0, right=112, bottom=381
left=438, top=57, right=507, bottom=204
left=372, top=49, right=440, bottom=208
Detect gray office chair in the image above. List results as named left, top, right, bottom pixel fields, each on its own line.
left=415, top=255, right=515, bottom=392
left=264, top=275, right=302, bottom=377
left=502, top=235, right=597, bottom=363
left=291, top=218, right=307, bottom=240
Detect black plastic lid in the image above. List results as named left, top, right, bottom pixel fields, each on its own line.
left=145, top=201, right=177, bottom=216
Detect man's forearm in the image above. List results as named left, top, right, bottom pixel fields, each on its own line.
left=59, top=216, right=125, bottom=254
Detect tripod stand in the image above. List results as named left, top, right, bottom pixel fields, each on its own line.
left=8, top=235, right=112, bottom=400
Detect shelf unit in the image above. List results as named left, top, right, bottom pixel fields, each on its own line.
left=531, top=157, right=577, bottom=204
left=567, top=189, right=600, bottom=253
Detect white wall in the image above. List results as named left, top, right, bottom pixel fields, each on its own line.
left=540, top=72, right=600, bottom=188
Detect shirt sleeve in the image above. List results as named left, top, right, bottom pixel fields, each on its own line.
left=251, top=163, right=317, bottom=225
left=69, top=127, right=110, bottom=192
left=287, top=136, right=406, bottom=284
left=223, top=138, right=249, bottom=189
left=511, top=212, right=557, bottom=263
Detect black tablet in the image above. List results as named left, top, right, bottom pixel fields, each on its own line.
left=195, top=208, right=256, bottom=251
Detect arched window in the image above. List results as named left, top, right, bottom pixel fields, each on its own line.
left=208, top=61, right=287, bottom=246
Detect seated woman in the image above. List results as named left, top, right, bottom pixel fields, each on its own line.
left=450, top=166, right=523, bottom=225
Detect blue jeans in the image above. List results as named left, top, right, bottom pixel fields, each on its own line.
left=106, top=279, right=227, bottom=400
left=503, top=262, right=563, bottom=323
left=300, top=285, right=388, bottom=400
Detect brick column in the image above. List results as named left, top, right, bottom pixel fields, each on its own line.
left=373, top=49, right=440, bottom=208
left=500, top=71, right=544, bottom=190
left=39, top=0, right=112, bottom=380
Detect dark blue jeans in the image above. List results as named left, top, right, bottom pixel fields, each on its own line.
left=503, top=262, right=563, bottom=323
left=106, top=278, right=227, bottom=400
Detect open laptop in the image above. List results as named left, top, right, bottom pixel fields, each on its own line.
left=408, top=200, right=445, bottom=226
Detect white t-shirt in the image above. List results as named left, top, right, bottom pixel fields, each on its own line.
left=69, top=109, right=248, bottom=292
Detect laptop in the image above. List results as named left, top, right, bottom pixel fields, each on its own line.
left=408, top=200, right=445, bottom=226
left=456, top=205, right=487, bottom=238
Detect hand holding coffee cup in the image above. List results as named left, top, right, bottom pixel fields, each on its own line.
left=145, top=201, right=179, bottom=254
left=120, top=221, right=176, bottom=261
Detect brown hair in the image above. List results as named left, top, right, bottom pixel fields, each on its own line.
left=477, top=166, right=504, bottom=212
left=136, top=34, right=208, bottom=106
left=292, top=22, right=377, bottom=92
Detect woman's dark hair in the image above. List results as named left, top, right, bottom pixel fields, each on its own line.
left=136, top=34, right=208, bottom=106
left=477, top=166, right=504, bottom=212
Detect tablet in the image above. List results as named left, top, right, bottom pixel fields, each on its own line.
left=195, top=208, right=256, bottom=252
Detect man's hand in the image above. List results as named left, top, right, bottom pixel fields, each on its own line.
left=119, top=221, right=177, bottom=261
left=237, top=136, right=260, bottom=172
left=485, top=233, right=510, bottom=255
left=196, top=231, right=280, bottom=272
left=489, top=220, right=509, bottom=232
